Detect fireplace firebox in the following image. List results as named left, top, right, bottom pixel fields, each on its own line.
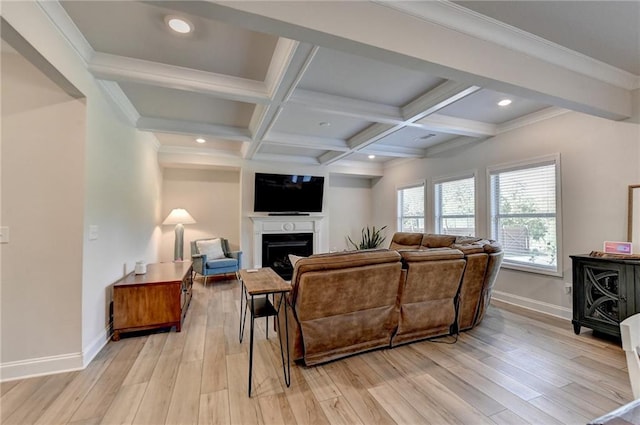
left=262, top=233, right=313, bottom=280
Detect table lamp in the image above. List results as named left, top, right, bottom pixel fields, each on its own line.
left=163, top=208, right=196, bottom=261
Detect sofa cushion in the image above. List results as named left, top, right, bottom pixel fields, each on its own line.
left=205, top=258, right=237, bottom=269
left=421, top=234, right=457, bottom=248
left=196, top=238, right=226, bottom=260
left=389, top=232, right=423, bottom=250
left=451, top=243, right=485, bottom=255
left=288, top=254, right=306, bottom=267
left=400, top=248, right=464, bottom=262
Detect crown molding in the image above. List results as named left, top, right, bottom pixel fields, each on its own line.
left=424, top=135, right=485, bottom=157
left=375, top=0, right=639, bottom=91
left=37, top=0, right=93, bottom=65
left=497, top=106, right=570, bottom=134
left=95, top=80, right=140, bottom=126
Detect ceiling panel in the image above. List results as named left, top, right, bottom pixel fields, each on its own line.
left=376, top=127, right=459, bottom=149
left=61, top=1, right=278, bottom=80
left=438, top=89, right=549, bottom=124
left=258, top=144, right=327, bottom=158
left=298, top=47, right=445, bottom=106
left=154, top=133, right=243, bottom=152
left=271, top=105, right=371, bottom=139
left=120, top=82, right=255, bottom=127
left=347, top=152, right=395, bottom=163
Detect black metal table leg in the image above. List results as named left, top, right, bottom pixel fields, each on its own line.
left=276, top=294, right=291, bottom=387
left=248, top=295, right=255, bottom=397
left=239, top=280, right=247, bottom=343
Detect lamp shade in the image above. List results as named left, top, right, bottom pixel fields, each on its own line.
left=162, top=208, right=196, bottom=225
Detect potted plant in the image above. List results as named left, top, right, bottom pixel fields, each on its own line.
left=347, top=225, right=388, bottom=250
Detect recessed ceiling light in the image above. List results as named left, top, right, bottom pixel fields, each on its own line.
left=318, top=121, right=331, bottom=127
left=498, top=99, right=512, bottom=107
left=165, top=16, right=193, bottom=34
left=368, top=154, right=376, bottom=159
left=196, top=138, right=206, bottom=144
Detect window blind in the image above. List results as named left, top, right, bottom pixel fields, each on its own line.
left=435, top=176, right=475, bottom=236
left=398, top=185, right=425, bottom=232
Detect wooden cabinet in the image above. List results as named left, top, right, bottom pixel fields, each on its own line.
left=113, top=262, right=193, bottom=340
left=571, top=255, right=640, bottom=338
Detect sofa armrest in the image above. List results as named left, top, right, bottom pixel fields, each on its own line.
left=192, top=254, right=207, bottom=273
left=228, top=250, right=243, bottom=267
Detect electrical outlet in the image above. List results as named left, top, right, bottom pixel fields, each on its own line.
left=89, top=225, right=99, bottom=241
left=0, top=226, right=9, bottom=243
left=564, top=282, right=572, bottom=294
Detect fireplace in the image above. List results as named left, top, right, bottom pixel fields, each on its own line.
left=262, top=233, right=313, bottom=280
left=249, top=215, right=324, bottom=271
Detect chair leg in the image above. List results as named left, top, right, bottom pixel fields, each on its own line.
left=204, top=275, right=208, bottom=286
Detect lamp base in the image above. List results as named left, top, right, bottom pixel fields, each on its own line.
left=174, top=223, right=184, bottom=261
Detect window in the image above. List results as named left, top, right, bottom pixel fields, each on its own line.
left=397, top=184, right=425, bottom=232
left=434, top=175, right=475, bottom=236
left=489, top=156, right=561, bottom=275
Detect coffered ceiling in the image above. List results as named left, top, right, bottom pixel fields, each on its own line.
left=42, top=1, right=638, bottom=171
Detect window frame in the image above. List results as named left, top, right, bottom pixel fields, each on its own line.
left=486, top=154, right=563, bottom=277
left=433, top=171, right=478, bottom=237
left=396, top=180, right=426, bottom=233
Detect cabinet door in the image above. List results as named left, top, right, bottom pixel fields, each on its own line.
left=580, top=261, right=627, bottom=327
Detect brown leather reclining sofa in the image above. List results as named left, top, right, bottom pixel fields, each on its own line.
left=277, top=233, right=503, bottom=366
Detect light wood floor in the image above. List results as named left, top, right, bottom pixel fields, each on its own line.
left=1, top=277, right=633, bottom=425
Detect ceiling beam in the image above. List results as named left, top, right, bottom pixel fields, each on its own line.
left=415, top=113, right=497, bottom=137
left=244, top=43, right=317, bottom=159
left=288, top=89, right=403, bottom=124
left=214, top=1, right=632, bottom=120
left=89, top=52, right=269, bottom=104
left=263, top=131, right=349, bottom=152
left=360, top=144, right=425, bottom=158
left=402, top=81, right=481, bottom=122
left=317, top=81, right=479, bottom=165
left=137, top=117, right=251, bottom=142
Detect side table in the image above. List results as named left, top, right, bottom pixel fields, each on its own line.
left=238, top=267, right=291, bottom=397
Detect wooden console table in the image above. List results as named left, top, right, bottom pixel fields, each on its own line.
left=112, top=261, right=193, bottom=341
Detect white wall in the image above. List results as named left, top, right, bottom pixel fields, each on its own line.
left=1, top=47, right=85, bottom=379
left=373, top=112, right=640, bottom=318
left=328, top=175, right=374, bottom=251
left=2, top=1, right=164, bottom=378
left=160, top=168, right=241, bottom=261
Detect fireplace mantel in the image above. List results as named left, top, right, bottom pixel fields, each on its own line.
left=249, top=215, right=324, bottom=268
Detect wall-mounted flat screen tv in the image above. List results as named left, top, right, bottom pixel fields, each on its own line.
left=254, top=173, right=324, bottom=213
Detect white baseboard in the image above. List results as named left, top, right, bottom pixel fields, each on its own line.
left=1, top=324, right=112, bottom=382
left=491, top=290, right=572, bottom=321
left=0, top=352, right=84, bottom=382
left=82, top=324, right=112, bottom=367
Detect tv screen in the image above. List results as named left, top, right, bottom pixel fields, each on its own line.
left=254, top=173, right=324, bottom=213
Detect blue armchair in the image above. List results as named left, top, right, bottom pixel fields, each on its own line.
left=190, top=238, right=242, bottom=285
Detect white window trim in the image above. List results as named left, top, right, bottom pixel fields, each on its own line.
left=432, top=170, right=478, bottom=236
left=396, top=180, right=426, bottom=233
left=486, top=154, right=563, bottom=277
